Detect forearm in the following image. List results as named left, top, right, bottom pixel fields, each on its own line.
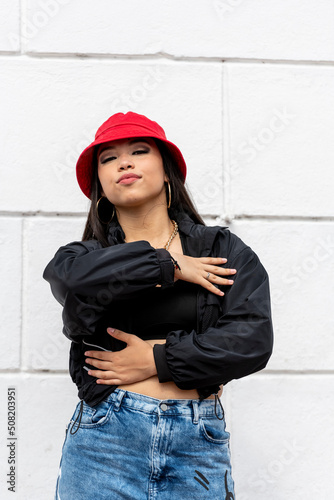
left=152, top=251, right=274, bottom=391
left=43, top=240, right=175, bottom=305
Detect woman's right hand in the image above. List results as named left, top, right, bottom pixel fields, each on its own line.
left=168, top=252, right=237, bottom=297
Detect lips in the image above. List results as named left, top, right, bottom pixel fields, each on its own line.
left=117, top=173, right=141, bottom=184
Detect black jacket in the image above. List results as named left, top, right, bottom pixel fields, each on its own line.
left=43, top=210, right=274, bottom=406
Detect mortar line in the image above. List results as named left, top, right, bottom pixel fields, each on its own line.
left=1, top=51, right=334, bottom=66
left=19, top=216, right=24, bottom=370
left=20, top=0, right=27, bottom=55
left=222, top=61, right=232, bottom=218
left=1, top=212, right=334, bottom=222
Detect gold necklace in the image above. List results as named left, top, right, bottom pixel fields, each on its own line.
left=164, top=220, right=178, bottom=251
left=124, top=219, right=178, bottom=249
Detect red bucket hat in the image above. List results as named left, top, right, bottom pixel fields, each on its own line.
left=76, top=112, right=187, bottom=199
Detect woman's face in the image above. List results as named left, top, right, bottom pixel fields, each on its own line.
left=97, top=137, right=168, bottom=209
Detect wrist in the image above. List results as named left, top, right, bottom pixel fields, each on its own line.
left=146, top=346, right=158, bottom=377
left=168, top=250, right=182, bottom=282
left=170, top=255, right=181, bottom=273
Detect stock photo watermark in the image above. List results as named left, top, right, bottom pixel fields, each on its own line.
left=272, top=234, right=334, bottom=308
left=237, top=438, right=306, bottom=499
left=234, top=107, right=296, bottom=165
left=6, top=387, right=17, bottom=493
left=8, top=0, right=72, bottom=50
left=109, top=66, right=165, bottom=113
left=282, top=235, right=333, bottom=291
left=187, top=106, right=296, bottom=212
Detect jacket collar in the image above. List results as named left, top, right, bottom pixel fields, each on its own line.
left=107, top=209, right=226, bottom=256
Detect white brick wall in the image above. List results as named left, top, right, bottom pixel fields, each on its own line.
left=1, top=1, right=333, bottom=498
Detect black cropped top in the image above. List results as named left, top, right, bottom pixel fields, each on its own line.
left=128, top=278, right=198, bottom=340
left=86, top=278, right=199, bottom=351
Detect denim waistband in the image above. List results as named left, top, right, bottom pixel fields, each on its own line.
left=107, top=389, right=224, bottom=420
left=70, top=388, right=225, bottom=435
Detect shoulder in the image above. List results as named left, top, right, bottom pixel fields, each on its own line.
left=212, top=226, right=263, bottom=268
left=182, top=213, right=259, bottom=265
left=211, top=227, right=270, bottom=299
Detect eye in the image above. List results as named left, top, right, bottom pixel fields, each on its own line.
left=100, top=149, right=149, bottom=164
left=133, top=149, right=149, bottom=155
left=100, top=156, right=116, bottom=164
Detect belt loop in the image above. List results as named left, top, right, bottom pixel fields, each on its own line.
left=113, top=389, right=126, bottom=412
left=192, top=400, right=199, bottom=425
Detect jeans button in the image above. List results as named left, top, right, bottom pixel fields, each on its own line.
left=160, top=403, right=168, bottom=411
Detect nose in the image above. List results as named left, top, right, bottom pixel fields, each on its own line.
left=118, top=153, right=135, bottom=171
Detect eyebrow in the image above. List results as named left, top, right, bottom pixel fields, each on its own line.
left=98, top=138, right=151, bottom=155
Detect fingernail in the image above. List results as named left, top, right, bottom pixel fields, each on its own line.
left=221, top=258, right=227, bottom=262
left=108, top=328, right=115, bottom=333
left=228, top=280, right=234, bottom=284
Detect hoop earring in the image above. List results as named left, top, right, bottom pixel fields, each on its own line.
left=166, top=180, right=172, bottom=209
left=96, top=196, right=115, bottom=224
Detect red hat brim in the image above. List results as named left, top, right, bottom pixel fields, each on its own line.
left=76, top=123, right=187, bottom=199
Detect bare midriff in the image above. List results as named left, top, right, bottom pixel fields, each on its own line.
left=118, top=234, right=223, bottom=400
left=117, top=339, right=223, bottom=400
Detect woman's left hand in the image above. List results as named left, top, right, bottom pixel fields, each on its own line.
left=84, top=328, right=158, bottom=385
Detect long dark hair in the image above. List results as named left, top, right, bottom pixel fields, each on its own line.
left=81, top=138, right=205, bottom=247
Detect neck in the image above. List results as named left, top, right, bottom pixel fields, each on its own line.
left=116, top=204, right=174, bottom=248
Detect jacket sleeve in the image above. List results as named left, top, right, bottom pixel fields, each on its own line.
left=152, top=241, right=274, bottom=389
left=43, top=239, right=174, bottom=339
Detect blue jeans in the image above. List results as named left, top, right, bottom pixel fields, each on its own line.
left=55, top=388, right=235, bottom=499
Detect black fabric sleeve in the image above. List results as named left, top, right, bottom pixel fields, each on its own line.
left=152, top=245, right=274, bottom=389
left=43, top=239, right=174, bottom=339
left=153, top=343, right=174, bottom=382
left=155, top=248, right=175, bottom=289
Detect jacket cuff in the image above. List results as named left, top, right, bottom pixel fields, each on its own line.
left=156, top=248, right=175, bottom=289
left=153, top=343, right=173, bottom=383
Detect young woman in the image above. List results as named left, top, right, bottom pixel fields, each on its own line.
left=43, top=111, right=273, bottom=499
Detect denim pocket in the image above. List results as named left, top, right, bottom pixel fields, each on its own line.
left=70, top=399, right=114, bottom=429
left=199, top=415, right=230, bottom=444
